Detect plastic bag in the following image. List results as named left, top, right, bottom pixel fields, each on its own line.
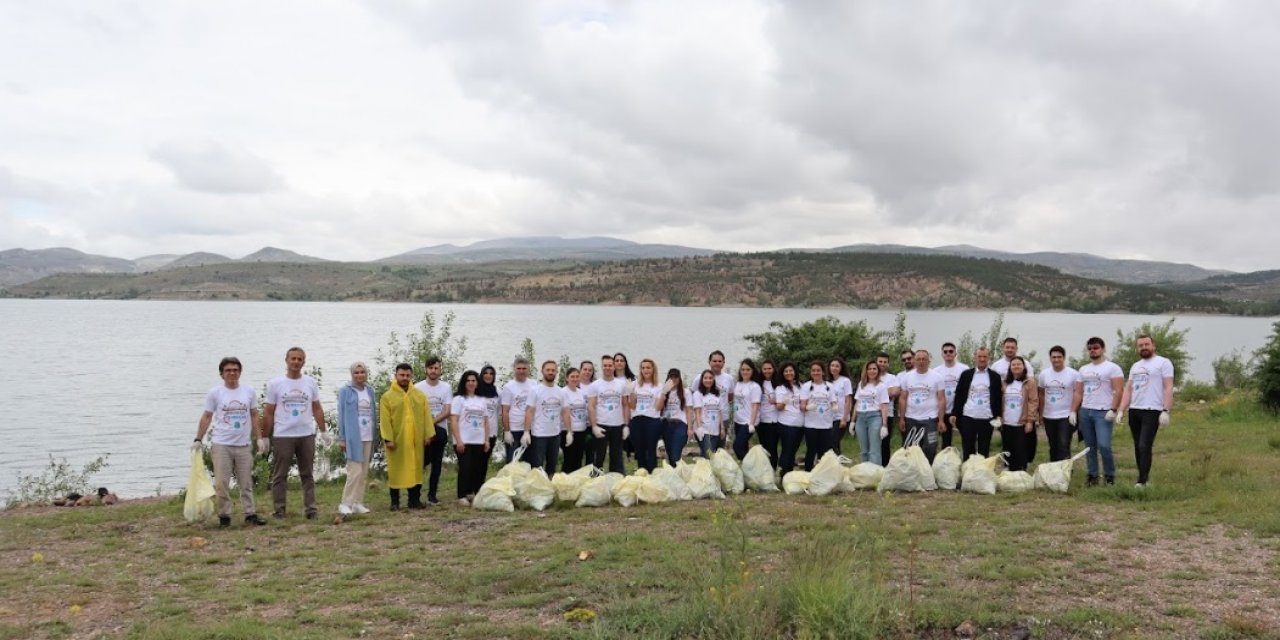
left=835, top=458, right=858, bottom=494
left=878, top=446, right=935, bottom=493
left=782, top=470, right=811, bottom=495
left=997, top=470, right=1035, bottom=493
left=1033, top=448, right=1090, bottom=493
left=576, top=473, right=623, bottom=508
left=960, top=453, right=1003, bottom=495
left=497, top=461, right=531, bottom=481
left=652, top=463, right=694, bottom=501
left=513, top=468, right=556, bottom=511
left=847, top=463, right=884, bottom=490
left=472, top=476, right=516, bottom=512
left=637, top=476, right=673, bottom=504
left=675, top=460, right=695, bottom=483
left=551, top=465, right=599, bottom=503
left=490, top=441, right=506, bottom=464
left=183, top=449, right=216, bottom=523
left=710, top=449, right=746, bottom=495
left=808, top=451, right=845, bottom=496
left=741, top=445, right=779, bottom=492
left=932, top=446, right=963, bottom=490
left=687, top=459, right=726, bottom=500
left=613, top=475, right=644, bottom=507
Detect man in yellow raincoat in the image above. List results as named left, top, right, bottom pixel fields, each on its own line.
left=379, top=363, right=436, bottom=510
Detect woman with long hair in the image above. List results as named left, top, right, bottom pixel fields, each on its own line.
left=450, top=370, right=492, bottom=505
left=756, top=360, right=781, bottom=469
left=614, top=352, right=637, bottom=459
left=579, top=360, right=596, bottom=386
left=731, top=359, right=763, bottom=460
left=656, top=368, right=692, bottom=465
left=852, top=360, right=890, bottom=465
left=561, top=367, right=590, bottom=473
left=479, top=365, right=500, bottom=453
left=772, top=362, right=804, bottom=474
left=1001, top=357, right=1040, bottom=472
left=800, top=361, right=835, bottom=470
left=828, top=357, right=853, bottom=455
left=628, top=358, right=664, bottom=472
left=692, top=369, right=724, bottom=457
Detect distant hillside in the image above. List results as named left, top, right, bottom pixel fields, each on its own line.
left=833, top=244, right=1231, bottom=285
left=1163, top=270, right=1280, bottom=306
left=381, top=235, right=715, bottom=264
left=6, top=251, right=1262, bottom=315
left=0, top=248, right=134, bottom=289
left=161, top=252, right=233, bottom=270
left=132, top=254, right=180, bottom=272
left=240, top=247, right=326, bottom=263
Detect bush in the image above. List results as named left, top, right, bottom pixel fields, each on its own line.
left=373, top=310, right=469, bottom=394
left=6, top=455, right=109, bottom=507
left=1255, top=321, right=1280, bottom=413
left=1177, top=381, right=1219, bottom=404
left=745, top=314, right=903, bottom=375
left=1110, top=318, right=1190, bottom=387
left=1212, top=350, right=1255, bottom=392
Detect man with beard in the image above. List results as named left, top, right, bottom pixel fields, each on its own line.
left=1117, top=335, right=1174, bottom=488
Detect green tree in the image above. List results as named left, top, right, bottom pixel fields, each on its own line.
left=1254, top=321, right=1280, bottom=413
left=373, top=310, right=468, bottom=393
left=745, top=315, right=896, bottom=377
left=1110, top=318, right=1190, bottom=387
left=1212, top=349, right=1254, bottom=392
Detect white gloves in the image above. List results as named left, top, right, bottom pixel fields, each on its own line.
left=990, top=417, right=1003, bottom=429
left=1114, top=411, right=1125, bottom=425
left=190, top=440, right=202, bottom=452
left=520, top=431, right=531, bottom=447
left=504, top=431, right=514, bottom=446
left=564, top=432, right=574, bottom=447
left=1158, top=411, right=1170, bottom=427
left=662, top=380, right=675, bottom=394
left=257, top=437, right=270, bottom=455
left=623, top=427, right=631, bottom=440
left=1068, top=412, right=1077, bottom=427
left=625, top=381, right=636, bottom=395
left=848, top=425, right=857, bottom=437
left=318, top=431, right=334, bottom=447
left=879, top=425, right=889, bottom=439
left=591, top=426, right=604, bottom=439
left=748, top=424, right=756, bottom=434
left=1104, top=410, right=1116, bottom=423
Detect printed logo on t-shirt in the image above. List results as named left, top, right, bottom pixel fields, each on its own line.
left=636, top=390, right=655, bottom=413
left=1132, top=366, right=1150, bottom=394
left=539, top=396, right=563, bottom=419
left=971, top=382, right=989, bottom=408
left=514, top=392, right=529, bottom=413
left=600, top=390, right=621, bottom=413
left=358, top=397, right=372, bottom=428
left=463, top=408, right=485, bottom=437
left=281, top=389, right=310, bottom=417
left=1045, top=381, right=1067, bottom=408
left=219, top=400, right=250, bottom=430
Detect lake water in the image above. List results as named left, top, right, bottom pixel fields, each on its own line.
left=1, top=299, right=1273, bottom=498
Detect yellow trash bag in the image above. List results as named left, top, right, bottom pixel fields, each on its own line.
left=808, top=451, right=845, bottom=496
left=687, top=459, right=725, bottom=500
left=472, top=476, right=517, bottom=512
left=960, top=453, right=1004, bottom=495
left=513, top=468, right=557, bottom=511
left=183, top=449, right=216, bottom=523
left=1033, top=448, right=1090, bottom=493
left=551, top=465, right=598, bottom=503
left=710, top=449, right=745, bottom=495
left=782, top=470, right=811, bottom=495
left=652, top=463, right=694, bottom=501
left=847, top=463, right=884, bottom=490
left=741, top=445, right=779, bottom=492
left=576, top=472, right=623, bottom=508
left=997, top=470, right=1035, bottom=493
left=932, top=446, right=963, bottom=490
left=497, top=461, right=532, bottom=480
left=637, top=475, right=673, bottom=504
left=878, top=445, right=935, bottom=493
left=613, top=475, right=644, bottom=507
left=675, top=460, right=695, bottom=483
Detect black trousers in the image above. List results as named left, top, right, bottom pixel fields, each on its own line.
left=389, top=485, right=422, bottom=508
left=1024, top=426, right=1039, bottom=467
left=831, top=420, right=846, bottom=455
left=1044, top=417, right=1075, bottom=462
left=1129, top=409, right=1162, bottom=484
left=456, top=444, right=489, bottom=499
left=425, top=436, right=446, bottom=501
left=957, top=415, right=994, bottom=460
left=803, top=427, right=832, bottom=471
left=561, top=430, right=588, bottom=473
left=779, top=424, right=804, bottom=474
left=1001, top=424, right=1029, bottom=471
left=756, top=422, right=780, bottom=470
left=941, top=413, right=955, bottom=449
left=592, top=424, right=626, bottom=474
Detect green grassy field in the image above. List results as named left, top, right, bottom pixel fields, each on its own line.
left=2, top=393, right=1278, bottom=639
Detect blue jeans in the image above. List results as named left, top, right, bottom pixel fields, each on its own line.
left=629, top=415, right=663, bottom=472
left=698, top=434, right=721, bottom=458
left=1078, top=408, right=1115, bottom=478
left=527, top=435, right=560, bottom=477
left=854, top=411, right=882, bottom=465
left=663, top=420, right=690, bottom=465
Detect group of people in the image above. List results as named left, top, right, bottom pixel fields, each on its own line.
left=192, top=334, right=1174, bottom=526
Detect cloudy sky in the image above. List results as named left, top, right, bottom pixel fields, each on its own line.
left=2, top=1, right=1277, bottom=271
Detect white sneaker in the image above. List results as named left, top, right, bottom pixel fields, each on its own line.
left=352, top=504, right=370, bottom=514
left=1134, top=482, right=1146, bottom=489
left=457, top=498, right=470, bottom=507
left=337, top=504, right=353, bottom=515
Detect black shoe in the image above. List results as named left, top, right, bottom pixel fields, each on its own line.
left=390, top=503, right=400, bottom=511
left=305, top=511, right=317, bottom=520
left=408, top=502, right=427, bottom=510
left=1105, top=476, right=1115, bottom=486
left=427, top=496, right=440, bottom=506
left=219, top=516, right=231, bottom=528
left=1085, top=475, right=1099, bottom=487
left=244, top=514, right=267, bottom=526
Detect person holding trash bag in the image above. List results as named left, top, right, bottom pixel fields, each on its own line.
left=193, top=356, right=268, bottom=528
left=336, top=362, right=378, bottom=516
left=950, top=347, right=1004, bottom=461
left=1076, top=337, right=1124, bottom=486
left=450, top=370, right=492, bottom=505
left=1000, top=357, right=1039, bottom=472
left=379, top=363, right=435, bottom=510
left=853, top=360, right=891, bottom=465
left=1117, top=334, right=1175, bottom=488
left=264, top=346, right=328, bottom=520
left=731, top=359, right=763, bottom=461
left=897, top=350, right=946, bottom=463
left=773, top=363, right=805, bottom=474
left=1038, top=346, right=1081, bottom=463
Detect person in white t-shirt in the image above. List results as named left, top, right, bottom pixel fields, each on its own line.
left=756, top=360, right=781, bottom=469
left=772, top=363, right=805, bottom=473
left=449, top=370, right=492, bottom=505
left=1118, top=334, right=1175, bottom=488
left=193, top=356, right=267, bottom=528
left=264, top=347, right=327, bottom=520
left=588, top=354, right=630, bottom=473
left=414, top=356, right=453, bottom=505
left=479, top=365, right=501, bottom=451
left=852, top=360, right=891, bottom=465
left=897, top=350, right=946, bottom=462
left=337, top=362, right=379, bottom=516
left=730, top=359, right=764, bottom=460
left=656, top=368, right=693, bottom=465
left=500, top=357, right=536, bottom=464
left=1076, top=336, right=1124, bottom=486
left=692, top=369, right=726, bottom=457
left=827, top=358, right=854, bottom=456
left=876, top=353, right=902, bottom=464
left=1038, top=346, right=1082, bottom=463
left=524, top=360, right=569, bottom=477
left=931, top=342, right=969, bottom=450
left=627, top=358, right=664, bottom=472
left=800, top=361, right=836, bottom=470
left=561, top=367, right=591, bottom=472
left=950, top=347, right=1004, bottom=460
left=991, top=337, right=1038, bottom=463
left=1000, top=357, right=1039, bottom=472
left=578, top=360, right=596, bottom=386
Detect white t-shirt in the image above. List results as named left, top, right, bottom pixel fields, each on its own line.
left=882, top=372, right=900, bottom=417
left=1037, top=367, right=1080, bottom=419
left=800, top=381, right=835, bottom=429
left=415, top=380, right=453, bottom=421
left=450, top=395, right=489, bottom=445
left=759, top=381, right=779, bottom=424
left=714, top=372, right=734, bottom=418
left=632, top=382, right=662, bottom=419
left=961, top=369, right=994, bottom=420
left=931, top=362, right=969, bottom=414
left=992, top=357, right=1034, bottom=379
left=500, top=379, right=536, bottom=432
left=830, top=376, right=853, bottom=420
left=854, top=380, right=890, bottom=415
left=661, top=387, right=691, bottom=423
left=266, top=375, right=321, bottom=438
left=563, top=387, right=589, bottom=432
left=1128, top=356, right=1174, bottom=410
left=732, top=381, right=762, bottom=426
left=588, top=377, right=627, bottom=426
left=204, top=384, right=257, bottom=446
left=483, top=396, right=500, bottom=438
left=526, top=384, right=565, bottom=437
left=773, top=384, right=803, bottom=426
left=692, top=390, right=723, bottom=435
left=1079, top=360, right=1124, bottom=411
left=1003, top=380, right=1025, bottom=425
left=898, top=370, right=943, bottom=421
left=356, top=387, right=374, bottom=441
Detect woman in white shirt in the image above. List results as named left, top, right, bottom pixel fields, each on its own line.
left=800, top=361, right=836, bottom=470
left=828, top=358, right=854, bottom=455
left=1000, top=357, right=1040, bottom=472
left=561, top=367, right=590, bottom=473
left=692, top=370, right=725, bottom=457
left=773, top=362, right=804, bottom=474
left=628, top=358, right=664, bottom=472
left=479, top=365, right=501, bottom=452
left=731, top=359, right=763, bottom=460
left=655, top=368, right=692, bottom=465
left=450, top=370, right=492, bottom=505
left=757, top=360, right=781, bottom=469
left=852, top=360, right=891, bottom=465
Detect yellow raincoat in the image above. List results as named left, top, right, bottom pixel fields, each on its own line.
left=379, top=383, right=436, bottom=489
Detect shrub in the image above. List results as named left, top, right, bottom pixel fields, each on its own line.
left=1212, top=350, right=1255, bottom=392
left=745, top=313, right=908, bottom=377
left=6, top=455, right=109, bottom=507
left=1255, top=321, right=1280, bottom=413
left=1110, top=318, right=1190, bottom=387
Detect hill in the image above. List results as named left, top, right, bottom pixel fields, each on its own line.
left=1163, top=269, right=1280, bottom=305
left=381, top=235, right=715, bottom=264
left=0, top=247, right=134, bottom=289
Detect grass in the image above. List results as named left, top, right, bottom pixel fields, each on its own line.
left=1, top=392, right=1279, bottom=639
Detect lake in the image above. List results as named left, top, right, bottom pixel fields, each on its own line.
left=1, top=299, right=1273, bottom=498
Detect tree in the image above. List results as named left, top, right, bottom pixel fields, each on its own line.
left=744, top=315, right=897, bottom=377
left=372, top=310, right=468, bottom=394
left=1110, top=318, right=1190, bottom=387
left=1254, top=321, right=1280, bottom=413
